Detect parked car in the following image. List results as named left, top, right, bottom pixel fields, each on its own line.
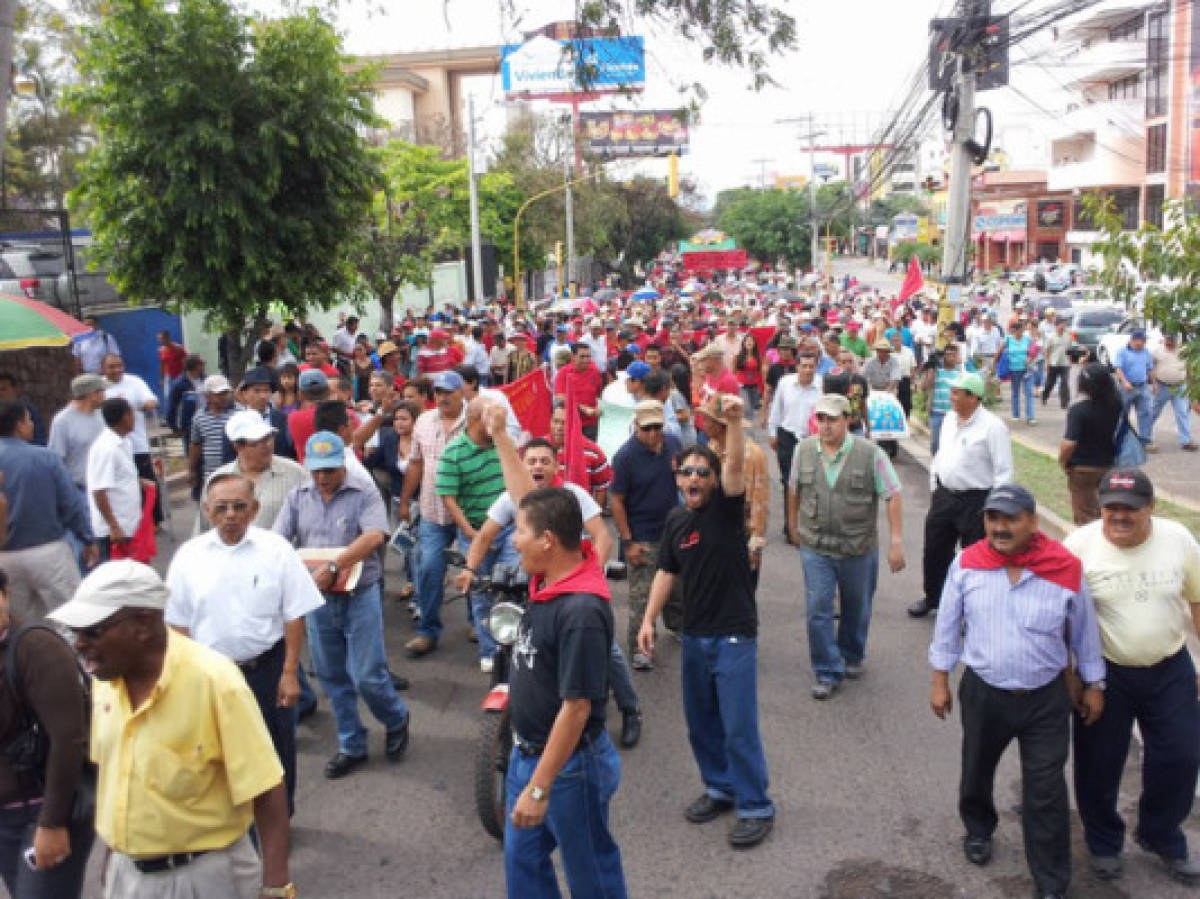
left=1067, top=304, right=1125, bottom=353
left=1014, top=262, right=1053, bottom=287
left=1059, top=285, right=1116, bottom=304
left=0, top=245, right=61, bottom=303
left=1097, top=317, right=1164, bottom=367
left=1044, top=263, right=1085, bottom=293
left=1026, top=294, right=1074, bottom=318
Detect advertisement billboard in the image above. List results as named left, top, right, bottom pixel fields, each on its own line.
left=500, top=36, right=645, bottom=98
left=1036, top=200, right=1066, bottom=229
left=579, top=110, right=688, bottom=158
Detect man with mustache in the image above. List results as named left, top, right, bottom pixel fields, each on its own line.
left=929, top=484, right=1105, bottom=899
left=1064, top=469, right=1200, bottom=886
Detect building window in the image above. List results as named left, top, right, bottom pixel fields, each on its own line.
left=1107, top=74, right=1140, bottom=100
left=1145, top=183, right=1165, bottom=229
left=1146, top=10, right=1168, bottom=118
left=1109, top=14, right=1143, bottom=42
left=1074, top=187, right=1140, bottom=231
left=1147, top=123, right=1166, bottom=174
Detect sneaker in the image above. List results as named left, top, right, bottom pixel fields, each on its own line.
left=1183, top=442, right=1198, bottom=452
left=728, top=816, right=773, bottom=849
left=631, top=652, right=654, bottom=671
left=1135, top=835, right=1200, bottom=885
left=1027, top=419, right=1037, bottom=426
left=404, top=635, right=437, bottom=658
left=1088, top=854, right=1123, bottom=880
left=844, top=663, right=864, bottom=679
left=684, top=794, right=733, bottom=824
left=963, top=834, right=992, bottom=866
left=480, top=657, right=494, bottom=674
left=811, top=680, right=840, bottom=701
left=1011, top=415, right=1020, bottom=423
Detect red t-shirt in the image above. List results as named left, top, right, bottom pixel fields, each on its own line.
left=735, top=356, right=763, bottom=389
left=288, top=406, right=318, bottom=462
left=299, top=362, right=340, bottom=377
left=554, top=364, right=605, bottom=426
left=159, top=343, right=187, bottom=378
left=416, top=347, right=457, bottom=375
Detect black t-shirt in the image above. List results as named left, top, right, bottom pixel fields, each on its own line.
left=658, top=490, right=757, bottom=637
left=766, top=361, right=795, bottom=390
left=1065, top=399, right=1120, bottom=467
left=509, top=593, right=614, bottom=746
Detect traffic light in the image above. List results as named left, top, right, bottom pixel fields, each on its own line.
left=668, top=153, right=679, bottom=198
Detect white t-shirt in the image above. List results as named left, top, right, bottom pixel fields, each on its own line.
left=487, top=482, right=601, bottom=530
left=104, top=374, right=156, bottom=454
left=1065, top=518, right=1200, bottom=667
left=86, top=428, right=142, bottom=538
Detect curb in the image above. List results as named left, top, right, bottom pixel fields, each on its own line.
left=905, top=417, right=1073, bottom=540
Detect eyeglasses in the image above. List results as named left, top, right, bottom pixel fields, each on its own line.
left=638, top=423, right=664, bottom=432
left=210, top=501, right=252, bottom=515
left=71, top=610, right=139, bottom=641
left=678, top=465, right=712, bottom=478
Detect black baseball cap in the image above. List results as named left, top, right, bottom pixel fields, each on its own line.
left=1099, top=468, right=1154, bottom=509
left=983, top=484, right=1037, bottom=516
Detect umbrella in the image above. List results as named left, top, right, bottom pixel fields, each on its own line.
left=0, top=294, right=91, bottom=350
left=631, top=286, right=660, bottom=301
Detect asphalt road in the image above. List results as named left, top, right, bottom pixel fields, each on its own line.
left=71, top=441, right=1198, bottom=899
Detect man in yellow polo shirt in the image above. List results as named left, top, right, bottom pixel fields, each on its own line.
left=50, top=560, right=296, bottom=899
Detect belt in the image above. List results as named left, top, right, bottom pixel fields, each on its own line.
left=968, top=667, right=1062, bottom=696
left=132, top=850, right=210, bottom=873
left=237, top=638, right=284, bottom=674
left=513, top=729, right=599, bottom=758
left=935, top=478, right=990, bottom=497
left=1128, top=382, right=1146, bottom=388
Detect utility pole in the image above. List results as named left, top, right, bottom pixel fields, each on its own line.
left=750, top=157, right=771, bottom=190
left=466, top=93, right=485, bottom=302
left=808, top=119, right=820, bottom=277
left=562, top=111, right=577, bottom=298
left=940, top=0, right=985, bottom=286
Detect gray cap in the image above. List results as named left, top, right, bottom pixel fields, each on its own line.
left=70, top=373, right=107, bottom=399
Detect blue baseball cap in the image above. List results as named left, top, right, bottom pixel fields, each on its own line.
left=626, top=361, right=651, bottom=380
left=297, top=369, right=328, bottom=392
left=432, top=370, right=465, bottom=392
left=983, top=484, right=1037, bottom=516
left=304, top=431, right=345, bottom=471
left=1130, top=329, right=1147, bottom=340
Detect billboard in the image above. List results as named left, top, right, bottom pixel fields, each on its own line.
left=1036, top=200, right=1066, bottom=229
left=500, top=35, right=645, bottom=98
left=579, top=110, right=688, bottom=158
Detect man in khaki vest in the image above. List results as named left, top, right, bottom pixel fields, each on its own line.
left=787, top=393, right=906, bottom=700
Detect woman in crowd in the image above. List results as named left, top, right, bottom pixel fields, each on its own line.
left=274, top=362, right=301, bottom=414
left=364, top=401, right=422, bottom=611
left=350, top=339, right=378, bottom=403
left=1057, top=361, right=1121, bottom=525
left=734, top=333, right=765, bottom=414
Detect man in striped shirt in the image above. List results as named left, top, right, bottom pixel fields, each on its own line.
left=188, top=375, right=236, bottom=500
left=435, top=396, right=508, bottom=670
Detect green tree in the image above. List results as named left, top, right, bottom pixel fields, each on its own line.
left=715, top=187, right=811, bottom=269
left=72, top=0, right=376, bottom=378
left=1088, top=195, right=1200, bottom=395
left=867, top=192, right=929, bottom=228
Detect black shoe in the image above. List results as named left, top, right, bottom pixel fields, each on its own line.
left=728, top=816, right=773, bottom=849
left=1088, top=854, right=1122, bottom=880
left=963, top=834, right=992, bottom=866
left=684, top=794, right=734, bottom=824
left=324, top=752, right=368, bottom=779
left=385, top=718, right=410, bottom=761
left=619, top=709, right=642, bottom=749
left=907, top=599, right=935, bottom=618
left=390, top=670, right=409, bottom=691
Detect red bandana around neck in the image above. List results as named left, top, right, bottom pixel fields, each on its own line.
left=960, top=531, right=1082, bottom=592
left=529, top=543, right=611, bottom=603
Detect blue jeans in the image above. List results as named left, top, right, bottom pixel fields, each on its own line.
left=929, top=411, right=946, bottom=457
left=1152, top=383, right=1193, bottom=445
left=0, top=804, right=93, bottom=899
left=416, top=519, right=458, bottom=641
left=680, top=634, right=774, bottom=818
left=800, top=547, right=879, bottom=684
left=608, top=643, right=639, bottom=713
left=1009, top=369, right=1034, bottom=421
left=306, top=581, right=409, bottom=757
left=505, top=731, right=627, bottom=899
left=1123, top=383, right=1154, bottom=442
left=461, top=524, right=519, bottom=661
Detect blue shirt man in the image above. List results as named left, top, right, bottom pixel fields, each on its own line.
left=1114, top=331, right=1156, bottom=446
left=0, top=400, right=96, bottom=620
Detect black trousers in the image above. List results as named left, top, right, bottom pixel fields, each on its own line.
left=240, top=639, right=298, bottom=815
left=132, top=452, right=164, bottom=525
left=922, top=485, right=988, bottom=606
left=959, top=668, right=1071, bottom=894
left=1073, top=648, right=1200, bottom=860
left=1042, top=365, right=1070, bottom=408
left=774, top=427, right=798, bottom=493
left=898, top=376, right=912, bottom=419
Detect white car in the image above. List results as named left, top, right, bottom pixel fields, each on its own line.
left=1096, top=318, right=1163, bottom=367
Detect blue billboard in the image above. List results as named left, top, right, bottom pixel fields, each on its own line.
left=500, top=36, right=645, bottom=96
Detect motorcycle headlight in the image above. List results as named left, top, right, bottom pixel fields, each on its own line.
left=488, top=602, right=524, bottom=646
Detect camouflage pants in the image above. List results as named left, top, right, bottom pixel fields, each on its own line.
left=627, top=542, right=660, bottom=655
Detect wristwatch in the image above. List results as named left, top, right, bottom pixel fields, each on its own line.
left=325, top=561, right=339, bottom=577
left=1084, top=680, right=1106, bottom=692
left=529, top=785, right=548, bottom=802
left=260, top=885, right=297, bottom=899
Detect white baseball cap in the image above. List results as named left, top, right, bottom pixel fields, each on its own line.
left=225, top=409, right=276, bottom=443
left=49, top=560, right=169, bottom=629
left=202, top=374, right=233, bottom=394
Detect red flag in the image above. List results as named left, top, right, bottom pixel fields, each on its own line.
left=898, top=256, right=925, bottom=302
left=497, top=369, right=553, bottom=438
left=562, top=380, right=589, bottom=489
left=109, top=483, right=158, bottom=564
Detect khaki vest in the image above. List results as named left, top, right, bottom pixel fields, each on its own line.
left=793, top=436, right=880, bottom=557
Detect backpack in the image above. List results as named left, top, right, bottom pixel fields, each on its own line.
left=1, top=625, right=97, bottom=823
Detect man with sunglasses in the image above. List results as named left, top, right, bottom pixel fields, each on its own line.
left=636, top=394, right=775, bottom=849
left=611, top=400, right=681, bottom=670
left=50, top=560, right=295, bottom=899
left=166, top=472, right=324, bottom=813
left=787, top=393, right=906, bottom=700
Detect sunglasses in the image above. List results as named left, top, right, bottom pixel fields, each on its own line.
left=638, top=423, right=664, bottom=432
left=210, top=501, right=252, bottom=515
left=678, top=465, right=712, bottom=478
left=71, top=610, right=140, bottom=640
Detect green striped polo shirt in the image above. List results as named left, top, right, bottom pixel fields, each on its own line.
left=434, top=433, right=505, bottom=528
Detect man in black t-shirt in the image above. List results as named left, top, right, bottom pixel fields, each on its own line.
left=505, top=487, right=628, bottom=898
left=637, top=395, right=776, bottom=850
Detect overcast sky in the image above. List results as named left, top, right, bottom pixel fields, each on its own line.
left=266, top=0, right=1063, bottom=202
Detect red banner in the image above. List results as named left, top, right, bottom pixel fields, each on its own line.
left=498, top=369, right=553, bottom=438
left=681, top=249, right=748, bottom=272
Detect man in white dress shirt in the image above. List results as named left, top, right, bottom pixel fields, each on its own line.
left=102, top=353, right=162, bottom=523
left=767, top=354, right=821, bottom=523
left=166, top=472, right=324, bottom=812
left=909, top=371, right=1013, bottom=618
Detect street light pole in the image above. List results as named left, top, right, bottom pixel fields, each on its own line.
left=562, top=111, right=576, bottom=298
left=513, top=170, right=600, bottom=308
left=466, top=93, right=485, bottom=302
